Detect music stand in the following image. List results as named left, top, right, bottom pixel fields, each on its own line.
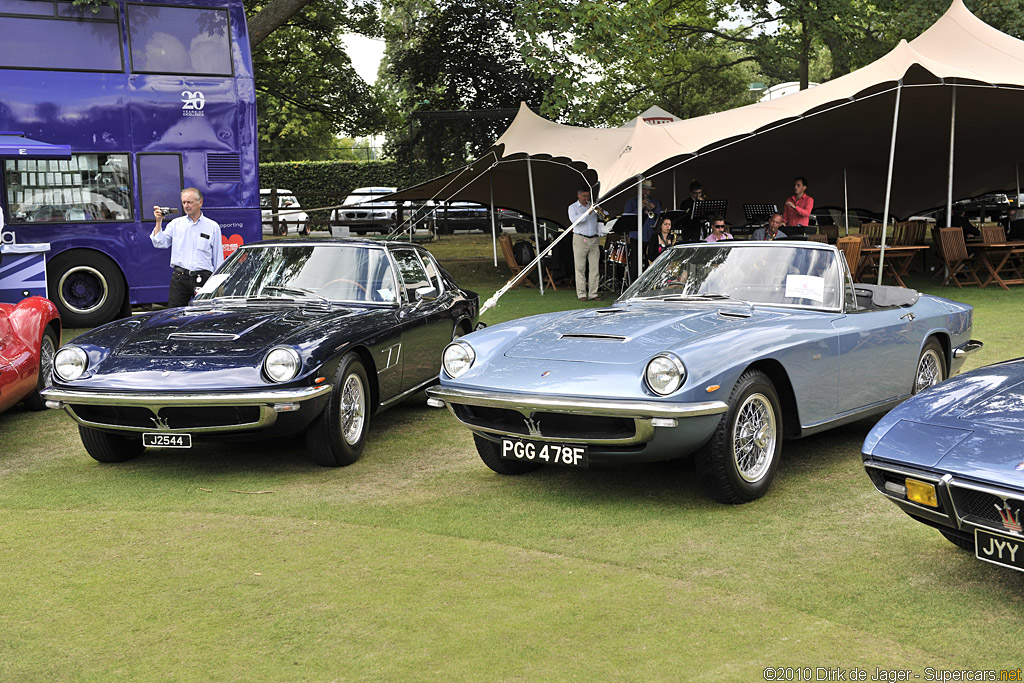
left=612, top=212, right=640, bottom=236
left=690, top=200, right=727, bottom=241
left=692, top=199, right=728, bottom=222
left=744, top=203, right=777, bottom=223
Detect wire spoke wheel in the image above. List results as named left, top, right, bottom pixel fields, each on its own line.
left=914, top=347, right=943, bottom=394
left=733, top=393, right=777, bottom=483
left=339, top=372, right=366, bottom=446
left=696, top=369, right=783, bottom=504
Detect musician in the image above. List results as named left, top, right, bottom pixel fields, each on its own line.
left=783, top=176, right=814, bottom=227
left=622, top=179, right=662, bottom=276
left=646, top=216, right=677, bottom=263
left=568, top=186, right=605, bottom=301
left=677, top=180, right=707, bottom=239
left=752, top=213, right=787, bottom=240
left=704, top=215, right=733, bottom=242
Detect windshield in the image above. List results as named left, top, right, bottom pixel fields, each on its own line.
left=193, top=244, right=400, bottom=305
left=623, top=243, right=843, bottom=310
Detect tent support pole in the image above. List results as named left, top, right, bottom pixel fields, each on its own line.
left=946, top=85, right=957, bottom=228
left=637, top=180, right=643, bottom=278
left=844, top=168, right=849, bottom=236
left=1017, top=163, right=1020, bottom=222
left=527, top=158, right=544, bottom=295
left=489, top=172, right=497, bottom=267
left=878, top=82, right=902, bottom=286
left=673, top=170, right=677, bottom=209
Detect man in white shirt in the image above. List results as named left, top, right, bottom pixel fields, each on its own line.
left=568, top=187, right=603, bottom=301
left=151, top=187, right=223, bottom=308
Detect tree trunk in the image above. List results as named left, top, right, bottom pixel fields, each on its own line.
left=248, top=0, right=315, bottom=47
left=799, top=16, right=811, bottom=89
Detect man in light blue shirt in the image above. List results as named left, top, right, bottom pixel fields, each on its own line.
left=150, top=187, right=223, bottom=307
left=568, top=186, right=603, bottom=301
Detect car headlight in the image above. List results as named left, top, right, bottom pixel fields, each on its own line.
left=442, top=341, right=475, bottom=378
left=53, top=345, right=89, bottom=381
left=264, top=347, right=301, bottom=383
left=645, top=353, right=686, bottom=396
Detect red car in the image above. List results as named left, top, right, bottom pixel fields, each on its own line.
left=0, top=297, right=61, bottom=414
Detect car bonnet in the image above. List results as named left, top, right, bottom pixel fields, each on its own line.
left=502, top=304, right=766, bottom=364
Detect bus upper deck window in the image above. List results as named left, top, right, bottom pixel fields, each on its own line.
left=127, top=4, right=232, bottom=76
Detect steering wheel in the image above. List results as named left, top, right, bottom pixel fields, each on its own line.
left=320, top=278, right=368, bottom=295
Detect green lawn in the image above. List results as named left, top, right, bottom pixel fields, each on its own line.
left=1, top=240, right=1022, bottom=680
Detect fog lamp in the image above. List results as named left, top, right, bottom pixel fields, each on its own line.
left=905, top=479, right=938, bottom=507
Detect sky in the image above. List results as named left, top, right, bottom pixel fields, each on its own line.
left=343, top=34, right=386, bottom=84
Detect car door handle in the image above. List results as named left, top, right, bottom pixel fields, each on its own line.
left=901, top=312, right=915, bottom=321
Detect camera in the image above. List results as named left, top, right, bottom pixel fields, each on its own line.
left=158, top=207, right=178, bottom=216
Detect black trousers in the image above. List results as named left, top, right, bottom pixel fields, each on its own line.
left=168, top=269, right=211, bottom=308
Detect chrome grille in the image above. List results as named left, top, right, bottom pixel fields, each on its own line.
left=950, top=483, right=1024, bottom=533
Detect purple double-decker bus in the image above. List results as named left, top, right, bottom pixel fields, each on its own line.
left=0, top=0, right=260, bottom=326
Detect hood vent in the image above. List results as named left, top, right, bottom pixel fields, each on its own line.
left=718, top=308, right=752, bottom=319
left=558, top=333, right=628, bottom=342
left=167, top=332, right=241, bottom=341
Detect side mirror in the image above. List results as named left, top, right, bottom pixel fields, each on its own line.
left=415, top=286, right=438, bottom=302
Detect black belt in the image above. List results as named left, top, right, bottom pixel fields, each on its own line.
left=173, top=266, right=211, bottom=276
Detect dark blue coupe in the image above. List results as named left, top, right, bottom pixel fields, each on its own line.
left=42, top=239, right=478, bottom=466
left=863, top=358, right=1024, bottom=573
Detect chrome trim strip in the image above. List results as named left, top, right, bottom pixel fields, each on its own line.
left=380, top=377, right=437, bottom=409
left=41, top=384, right=332, bottom=407
left=426, top=385, right=727, bottom=446
left=40, top=384, right=332, bottom=434
left=426, top=386, right=728, bottom=419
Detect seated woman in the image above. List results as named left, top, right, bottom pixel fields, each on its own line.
left=646, top=216, right=676, bottom=264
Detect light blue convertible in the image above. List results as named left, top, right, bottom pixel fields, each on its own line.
left=427, top=241, right=981, bottom=504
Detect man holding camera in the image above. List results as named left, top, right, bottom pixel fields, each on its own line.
left=150, top=187, right=224, bottom=308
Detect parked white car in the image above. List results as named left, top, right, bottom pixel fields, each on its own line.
left=332, top=187, right=398, bottom=235
left=261, top=189, right=310, bottom=235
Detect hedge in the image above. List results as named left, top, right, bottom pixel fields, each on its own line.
left=259, top=159, right=436, bottom=217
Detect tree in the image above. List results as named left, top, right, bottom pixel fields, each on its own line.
left=244, top=0, right=388, bottom=160
left=382, top=0, right=553, bottom=173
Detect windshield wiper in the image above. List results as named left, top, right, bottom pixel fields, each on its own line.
left=262, top=285, right=330, bottom=303
left=645, top=292, right=735, bottom=301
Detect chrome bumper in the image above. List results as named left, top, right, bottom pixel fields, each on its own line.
left=953, top=339, right=984, bottom=358
left=426, top=385, right=728, bottom=446
left=40, top=384, right=333, bottom=434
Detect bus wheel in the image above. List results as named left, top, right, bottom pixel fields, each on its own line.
left=48, top=250, right=127, bottom=328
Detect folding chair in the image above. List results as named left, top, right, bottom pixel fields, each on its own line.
left=498, top=234, right=556, bottom=290
left=837, top=236, right=862, bottom=280
left=937, top=227, right=982, bottom=287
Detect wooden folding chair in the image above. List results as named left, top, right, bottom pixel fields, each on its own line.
left=980, top=224, right=1024, bottom=283
left=837, top=236, right=862, bottom=280
left=806, top=233, right=828, bottom=244
left=937, top=227, right=982, bottom=287
left=498, top=234, right=557, bottom=290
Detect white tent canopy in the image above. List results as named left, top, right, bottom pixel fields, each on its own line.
left=390, top=0, right=1024, bottom=228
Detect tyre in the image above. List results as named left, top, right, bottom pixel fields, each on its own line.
left=474, top=434, right=542, bottom=475
left=913, top=339, right=946, bottom=394
left=939, top=529, right=975, bottom=551
left=22, top=327, right=58, bottom=411
left=305, top=353, right=370, bottom=466
left=48, top=250, right=126, bottom=327
left=695, top=370, right=783, bottom=504
left=79, top=425, right=144, bottom=463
